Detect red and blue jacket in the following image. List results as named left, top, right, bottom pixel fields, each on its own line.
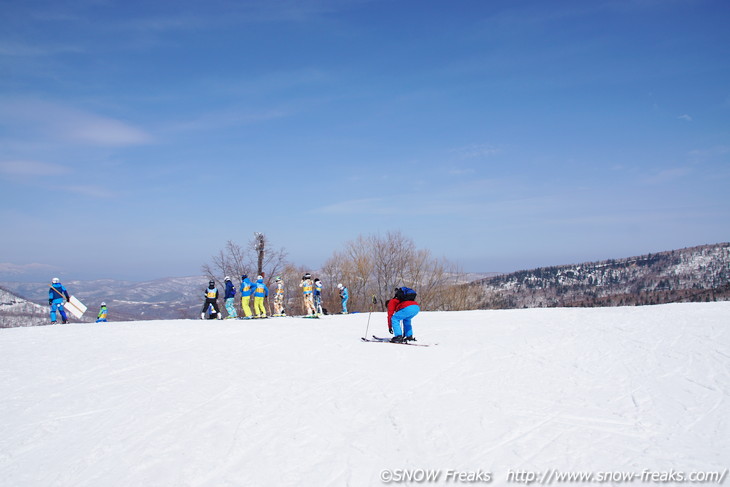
left=387, top=297, right=419, bottom=324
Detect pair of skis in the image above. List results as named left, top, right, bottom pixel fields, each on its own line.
left=360, top=295, right=431, bottom=346
left=361, top=335, right=431, bottom=347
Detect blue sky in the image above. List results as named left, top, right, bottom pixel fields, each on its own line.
left=1, top=0, right=728, bottom=281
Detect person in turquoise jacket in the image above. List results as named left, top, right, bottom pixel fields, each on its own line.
left=48, top=277, right=70, bottom=324
left=252, top=275, right=269, bottom=318
left=337, top=283, right=349, bottom=314
left=239, top=274, right=254, bottom=319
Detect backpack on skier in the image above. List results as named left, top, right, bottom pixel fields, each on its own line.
left=395, top=286, right=417, bottom=302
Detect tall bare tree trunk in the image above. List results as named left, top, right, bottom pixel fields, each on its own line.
left=254, top=232, right=266, bottom=277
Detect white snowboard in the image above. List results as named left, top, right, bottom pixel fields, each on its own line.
left=64, top=295, right=87, bottom=319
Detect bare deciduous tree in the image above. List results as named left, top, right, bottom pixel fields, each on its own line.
left=320, top=231, right=467, bottom=312
left=201, top=234, right=289, bottom=314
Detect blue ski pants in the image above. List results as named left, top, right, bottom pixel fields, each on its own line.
left=50, top=298, right=68, bottom=323
left=341, top=296, right=348, bottom=314
left=391, top=304, right=420, bottom=337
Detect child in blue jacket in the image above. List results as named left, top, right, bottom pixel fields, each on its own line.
left=96, top=302, right=108, bottom=323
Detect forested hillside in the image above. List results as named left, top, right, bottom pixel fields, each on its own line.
left=469, top=243, right=729, bottom=309
left=0, top=287, right=49, bottom=328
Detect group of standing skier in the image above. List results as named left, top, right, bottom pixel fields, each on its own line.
left=203, top=274, right=419, bottom=343
left=200, top=273, right=349, bottom=320
left=46, top=276, right=421, bottom=342
left=201, top=274, right=269, bottom=320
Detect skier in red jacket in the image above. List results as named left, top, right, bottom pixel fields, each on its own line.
left=387, top=286, right=420, bottom=343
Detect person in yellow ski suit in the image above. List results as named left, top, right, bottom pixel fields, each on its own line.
left=252, top=275, right=268, bottom=318
left=239, top=274, right=254, bottom=319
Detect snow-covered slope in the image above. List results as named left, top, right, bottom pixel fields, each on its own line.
left=1, top=304, right=728, bottom=486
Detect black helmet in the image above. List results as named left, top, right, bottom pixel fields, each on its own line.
left=209, top=280, right=215, bottom=287
left=242, top=274, right=248, bottom=279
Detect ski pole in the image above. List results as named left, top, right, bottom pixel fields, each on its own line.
left=363, top=295, right=377, bottom=339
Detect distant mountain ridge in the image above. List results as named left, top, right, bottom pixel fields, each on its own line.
left=0, top=276, right=207, bottom=325
left=469, top=243, right=729, bottom=309
left=0, top=286, right=49, bottom=328
left=2, top=243, right=728, bottom=326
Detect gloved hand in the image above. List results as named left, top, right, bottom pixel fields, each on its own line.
left=49, top=299, right=53, bottom=305
left=388, top=325, right=393, bottom=334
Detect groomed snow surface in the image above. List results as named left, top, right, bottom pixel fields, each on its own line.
left=1, top=303, right=728, bottom=486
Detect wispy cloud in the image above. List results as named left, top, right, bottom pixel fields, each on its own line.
left=314, top=198, right=393, bottom=215
left=0, top=262, right=58, bottom=275
left=452, top=143, right=502, bottom=160
left=449, top=168, right=476, bottom=175
left=64, top=185, right=116, bottom=198
left=0, top=98, right=153, bottom=147
left=163, top=108, right=289, bottom=134
left=313, top=176, right=531, bottom=217
left=0, top=41, right=83, bottom=57
left=677, top=114, right=693, bottom=122
left=66, top=118, right=152, bottom=146
left=206, top=68, right=332, bottom=98
left=688, top=145, right=729, bottom=163
left=0, top=160, right=70, bottom=177
left=110, top=0, right=369, bottom=37
left=645, top=167, right=691, bottom=184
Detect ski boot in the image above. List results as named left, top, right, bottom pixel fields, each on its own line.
left=390, top=335, right=405, bottom=343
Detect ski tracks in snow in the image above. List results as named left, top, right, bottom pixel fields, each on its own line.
left=1, top=304, right=728, bottom=486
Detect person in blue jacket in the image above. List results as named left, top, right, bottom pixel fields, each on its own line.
left=223, top=276, right=237, bottom=319
left=337, top=283, right=349, bottom=314
left=313, top=278, right=323, bottom=316
left=48, top=277, right=70, bottom=324
left=252, top=275, right=269, bottom=318
left=239, top=274, right=254, bottom=319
